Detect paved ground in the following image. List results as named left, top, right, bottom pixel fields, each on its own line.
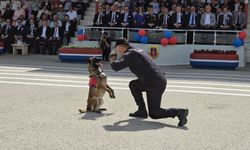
left=0, top=54, right=250, bottom=150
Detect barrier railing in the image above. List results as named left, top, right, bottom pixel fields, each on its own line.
left=80, top=26, right=240, bottom=46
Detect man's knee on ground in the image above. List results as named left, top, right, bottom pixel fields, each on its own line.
left=149, top=110, right=162, bottom=119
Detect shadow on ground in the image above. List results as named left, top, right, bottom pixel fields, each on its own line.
left=103, top=118, right=188, bottom=132
left=81, top=112, right=113, bottom=120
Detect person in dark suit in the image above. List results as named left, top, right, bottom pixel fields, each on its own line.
left=35, top=20, right=51, bottom=54
left=157, top=6, right=171, bottom=29
left=232, top=5, right=246, bottom=30
left=24, top=19, right=38, bottom=54
left=15, top=19, right=25, bottom=42
left=186, top=6, right=200, bottom=44
left=49, top=21, right=63, bottom=55
left=93, top=6, right=105, bottom=27
left=102, top=4, right=112, bottom=26
left=218, top=7, right=232, bottom=30
left=109, top=38, right=189, bottom=127
left=144, top=7, right=158, bottom=28
left=171, top=5, right=185, bottom=29
left=119, top=6, right=134, bottom=28
left=0, top=19, right=16, bottom=53
left=62, top=15, right=72, bottom=45
left=107, top=5, right=120, bottom=27
left=187, top=6, right=200, bottom=29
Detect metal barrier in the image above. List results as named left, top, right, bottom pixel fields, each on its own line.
left=80, top=26, right=239, bottom=45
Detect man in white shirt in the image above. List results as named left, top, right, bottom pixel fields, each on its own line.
left=66, top=6, right=77, bottom=21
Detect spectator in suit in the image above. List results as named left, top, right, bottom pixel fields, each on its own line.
left=215, top=7, right=223, bottom=28
left=49, top=21, right=63, bottom=55
left=35, top=20, right=51, bottom=54
left=62, top=15, right=71, bottom=45
left=119, top=6, right=134, bottom=28
left=157, top=6, right=170, bottom=29
left=232, top=5, right=246, bottom=30
left=218, top=7, right=232, bottom=30
left=24, top=19, right=37, bottom=53
left=103, top=4, right=111, bottom=26
left=1, top=19, right=16, bottom=53
left=171, top=5, right=185, bottom=29
left=108, top=5, right=120, bottom=27
left=134, top=6, right=146, bottom=28
left=200, top=5, right=216, bottom=29
left=144, top=7, right=158, bottom=28
left=93, top=6, right=105, bottom=26
left=15, top=19, right=25, bottom=42
left=2, top=5, right=14, bottom=21
left=187, top=6, right=200, bottom=29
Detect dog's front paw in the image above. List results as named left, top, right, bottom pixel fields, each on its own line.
left=109, top=94, right=115, bottom=99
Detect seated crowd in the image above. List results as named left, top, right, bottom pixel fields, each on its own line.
left=93, top=0, right=247, bottom=30
left=0, top=0, right=90, bottom=54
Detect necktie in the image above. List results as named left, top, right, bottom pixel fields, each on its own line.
left=30, top=25, right=34, bottom=35
left=236, top=12, right=240, bottom=25
left=192, top=14, right=195, bottom=25
left=5, top=25, right=9, bottom=35
left=223, top=14, right=227, bottom=25
left=124, top=13, right=128, bottom=22
left=112, top=12, right=115, bottom=22
left=54, top=27, right=57, bottom=37
left=163, top=14, right=167, bottom=24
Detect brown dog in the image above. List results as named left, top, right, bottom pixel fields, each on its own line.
left=79, top=57, right=115, bottom=113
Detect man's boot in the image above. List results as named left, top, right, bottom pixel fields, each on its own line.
left=129, top=109, right=148, bottom=118
left=177, top=109, right=189, bottom=127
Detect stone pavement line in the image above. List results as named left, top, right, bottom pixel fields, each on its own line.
left=0, top=65, right=250, bottom=97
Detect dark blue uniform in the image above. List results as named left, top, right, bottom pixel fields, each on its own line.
left=111, top=46, right=187, bottom=122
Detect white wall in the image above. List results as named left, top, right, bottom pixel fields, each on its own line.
left=72, top=40, right=246, bottom=67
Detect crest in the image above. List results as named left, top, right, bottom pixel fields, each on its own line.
left=148, top=45, right=159, bottom=59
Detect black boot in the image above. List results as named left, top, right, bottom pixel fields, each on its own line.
left=129, top=109, right=148, bottom=118
left=177, top=109, right=189, bottom=127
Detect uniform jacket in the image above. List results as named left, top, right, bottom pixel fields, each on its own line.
left=111, top=46, right=166, bottom=86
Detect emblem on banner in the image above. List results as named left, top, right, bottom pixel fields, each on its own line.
left=148, top=45, right=159, bottom=59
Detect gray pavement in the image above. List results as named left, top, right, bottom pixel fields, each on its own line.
left=0, top=54, right=250, bottom=150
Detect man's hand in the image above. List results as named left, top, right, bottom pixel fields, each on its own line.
left=109, top=53, right=117, bottom=62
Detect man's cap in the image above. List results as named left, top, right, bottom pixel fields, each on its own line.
left=115, top=38, right=129, bottom=47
